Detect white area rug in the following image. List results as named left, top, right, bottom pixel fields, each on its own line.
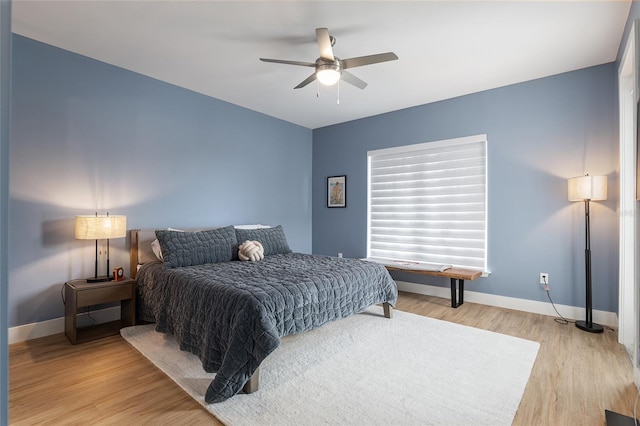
left=121, top=306, right=539, bottom=425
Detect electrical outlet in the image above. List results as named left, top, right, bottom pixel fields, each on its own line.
left=539, top=273, right=549, bottom=285
left=337, top=252, right=343, bottom=258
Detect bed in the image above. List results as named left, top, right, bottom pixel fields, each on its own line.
left=129, top=225, right=398, bottom=403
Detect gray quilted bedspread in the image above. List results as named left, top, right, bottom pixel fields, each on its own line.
left=135, top=253, right=398, bottom=403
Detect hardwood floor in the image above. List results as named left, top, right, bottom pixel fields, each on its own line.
left=9, top=291, right=638, bottom=425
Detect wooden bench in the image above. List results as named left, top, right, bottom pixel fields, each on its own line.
left=385, top=266, right=482, bottom=308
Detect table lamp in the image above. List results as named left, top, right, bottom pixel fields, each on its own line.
left=75, top=212, right=127, bottom=282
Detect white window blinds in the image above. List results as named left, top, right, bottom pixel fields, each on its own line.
left=367, top=134, right=487, bottom=271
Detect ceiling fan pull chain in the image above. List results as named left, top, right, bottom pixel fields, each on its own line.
left=317, top=80, right=320, bottom=98
left=337, top=79, right=340, bottom=105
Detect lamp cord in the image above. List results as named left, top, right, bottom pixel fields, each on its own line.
left=544, top=279, right=615, bottom=332
left=60, top=282, right=95, bottom=325
left=545, top=288, right=573, bottom=325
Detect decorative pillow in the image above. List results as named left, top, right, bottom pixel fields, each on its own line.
left=234, top=225, right=292, bottom=256
left=151, top=228, right=184, bottom=261
left=156, top=226, right=237, bottom=268
left=238, top=240, right=264, bottom=262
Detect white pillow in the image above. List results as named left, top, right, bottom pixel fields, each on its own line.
left=151, top=228, right=183, bottom=261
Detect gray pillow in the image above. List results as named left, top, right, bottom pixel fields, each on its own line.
left=235, top=225, right=292, bottom=256
left=156, top=226, right=237, bottom=268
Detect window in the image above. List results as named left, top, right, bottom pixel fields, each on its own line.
left=367, top=134, right=487, bottom=271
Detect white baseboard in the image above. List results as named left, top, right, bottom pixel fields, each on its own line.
left=9, top=283, right=619, bottom=344
left=9, top=306, right=121, bottom=344
left=396, top=280, right=619, bottom=328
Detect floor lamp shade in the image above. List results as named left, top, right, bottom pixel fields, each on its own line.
left=568, top=175, right=607, bottom=201
left=75, top=214, right=127, bottom=282
left=568, top=174, right=607, bottom=333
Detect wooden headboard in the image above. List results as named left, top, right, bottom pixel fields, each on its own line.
left=129, top=229, right=157, bottom=279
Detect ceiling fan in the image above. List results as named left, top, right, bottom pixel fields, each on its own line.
left=260, top=28, right=398, bottom=90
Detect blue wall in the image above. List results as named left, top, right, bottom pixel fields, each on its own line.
left=6, top=33, right=624, bottom=327
left=9, top=35, right=313, bottom=327
left=312, top=64, right=619, bottom=313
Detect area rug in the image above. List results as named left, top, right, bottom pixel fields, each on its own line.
left=121, top=306, right=539, bottom=425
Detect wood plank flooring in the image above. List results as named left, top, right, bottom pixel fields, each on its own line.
left=9, top=291, right=638, bottom=425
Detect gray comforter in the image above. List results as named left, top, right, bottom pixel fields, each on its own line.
left=136, top=253, right=398, bottom=403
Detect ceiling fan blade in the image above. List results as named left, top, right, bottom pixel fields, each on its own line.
left=316, top=28, right=335, bottom=61
left=341, top=52, right=398, bottom=69
left=341, top=71, right=367, bottom=89
left=260, top=58, right=316, bottom=67
left=294, top=73, right=318, bottom=89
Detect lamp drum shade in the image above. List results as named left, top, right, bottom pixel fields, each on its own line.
left=568, top=175, right=607, bottom=201
left=75, top=215, right=127, bottom=240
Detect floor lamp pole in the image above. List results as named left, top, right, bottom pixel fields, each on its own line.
left=575, top=199, right=603, bottom=333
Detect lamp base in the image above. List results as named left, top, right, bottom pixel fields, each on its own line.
left=86, top=276, right=113, bottom=283
left=575, top=320, right=604, bottom=333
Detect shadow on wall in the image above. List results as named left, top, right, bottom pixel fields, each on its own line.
left=42, top=217, right=75, bottom=246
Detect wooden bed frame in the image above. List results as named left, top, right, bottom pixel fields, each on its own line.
left=129, top=229, right=141, bottom=279
left=128, top=228, right=394, bottom=395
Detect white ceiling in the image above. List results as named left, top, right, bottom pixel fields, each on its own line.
left=12, top=1, right=632, bottom=129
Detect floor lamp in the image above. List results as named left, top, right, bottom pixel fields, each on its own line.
left=568, top=174, right=607, bottom=333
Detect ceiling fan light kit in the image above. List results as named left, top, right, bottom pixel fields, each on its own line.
left=260, top=27, right=398, bottom=91
left=316, top=62, right=341, bottom=86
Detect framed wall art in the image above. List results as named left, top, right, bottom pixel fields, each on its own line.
left=327, top=175, right=346, bottom=208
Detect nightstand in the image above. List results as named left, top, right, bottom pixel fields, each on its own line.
left=64, top=278, right=135, bottom=344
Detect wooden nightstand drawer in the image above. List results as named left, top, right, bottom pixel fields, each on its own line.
left=76, top=282, right=133, bottom=307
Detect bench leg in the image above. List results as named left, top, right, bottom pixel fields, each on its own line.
left=383, top=302, right=393, bottom=319
left=243, top=367, right=260, bottom=394
left=450, top=278, right=465, bottom=308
